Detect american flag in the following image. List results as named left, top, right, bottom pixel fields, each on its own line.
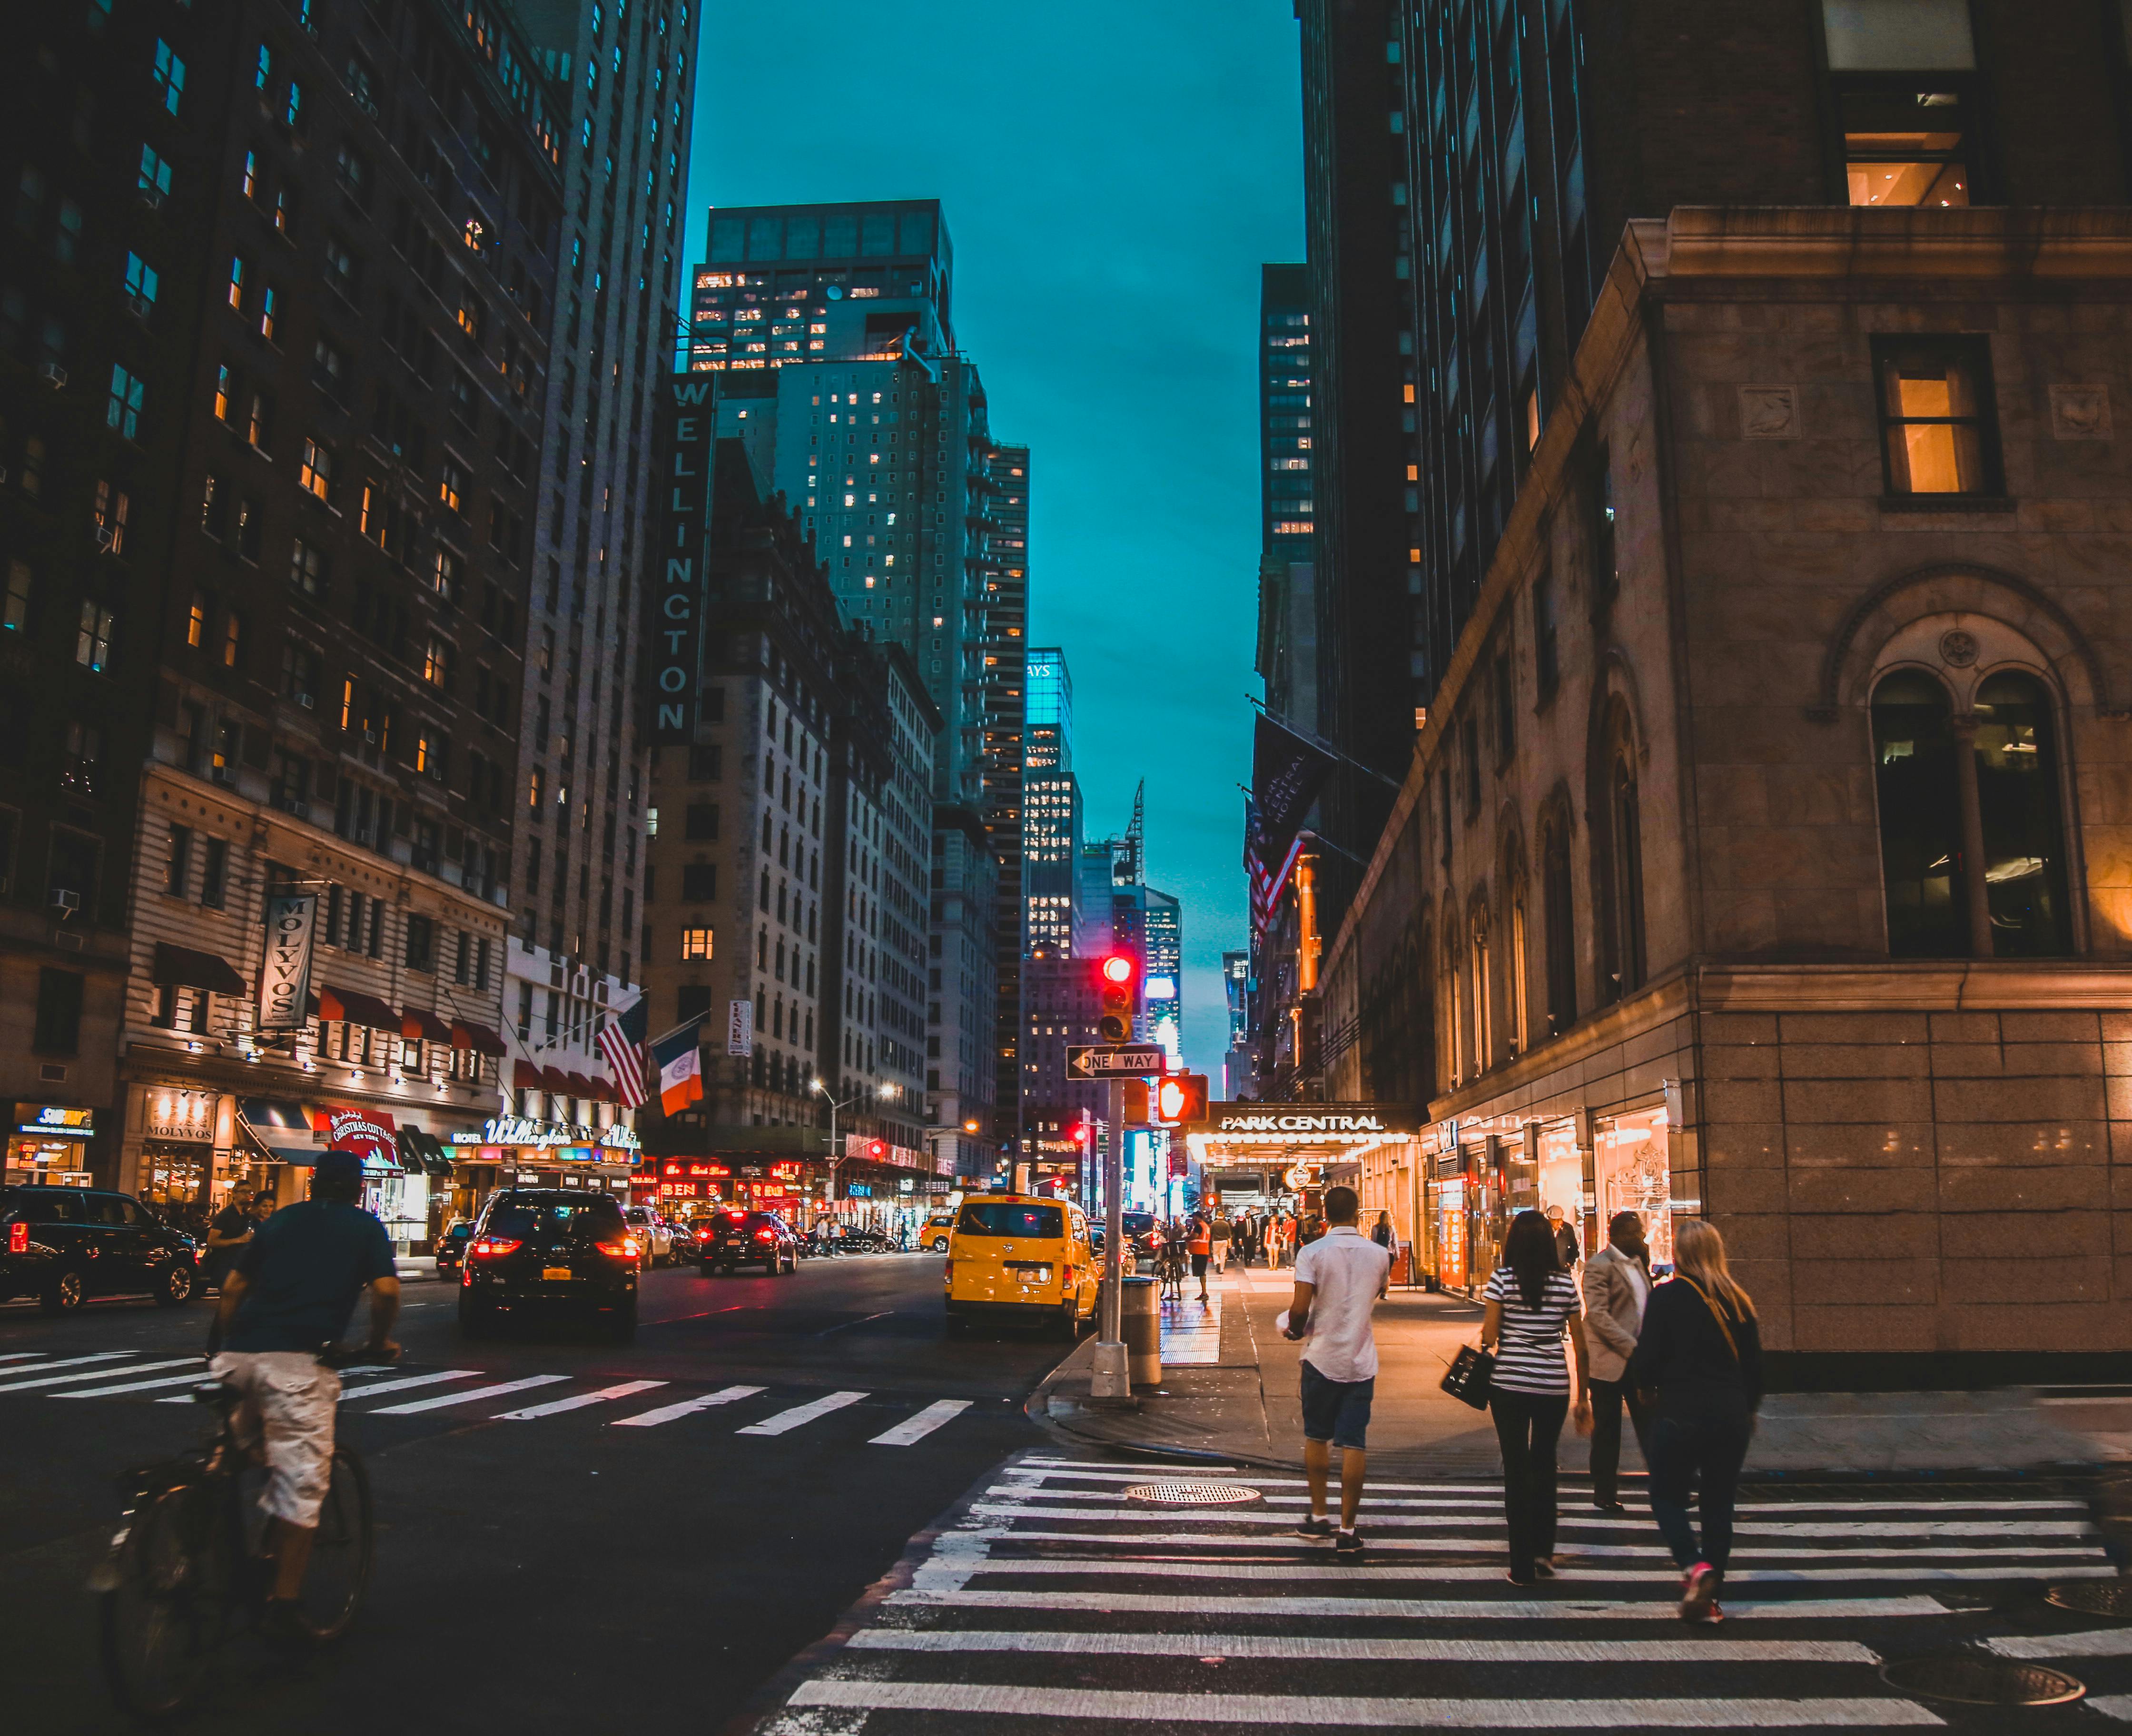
left=1244, top=799, right=1304, bottom=934
left=596, top=992, right=649, bottom=1109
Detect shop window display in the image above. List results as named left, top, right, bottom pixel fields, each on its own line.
left=1593, top=1106, right=1674, bottom=1269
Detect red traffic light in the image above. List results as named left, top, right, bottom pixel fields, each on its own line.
left=1096, top=952, right=1138, bottom=1042
left=1100, top=954, right=1135, bottom=985
left=867, top=1139, right=886, bottom=1160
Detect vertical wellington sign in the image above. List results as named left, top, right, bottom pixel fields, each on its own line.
left=648, top=372, right=714, bottom=745
left=257, top=893, right=318, bottom=1033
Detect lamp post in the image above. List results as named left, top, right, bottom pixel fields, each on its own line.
left=812, top=1078, right=894, bottom=1215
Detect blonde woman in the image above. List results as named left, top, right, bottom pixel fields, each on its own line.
left=1628, top=1220, right=1763, bottom=1626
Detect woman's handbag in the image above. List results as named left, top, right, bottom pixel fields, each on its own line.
left=1441, top=1342, right=1495, bottom=1410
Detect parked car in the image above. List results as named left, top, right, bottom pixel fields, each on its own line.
left=922, top=1212, right=957, bottom=1253
left=944, top=1194, right=1097, bottom=1341
left=671, top=1218, right=713, bottom=1262
left=700, top=1209, right=799, bottom=1276
left=0, top=1186, right=199, bottom=1313
left=434, top=1221, right=474, bottom=1280
left=623, top=1206, right=675, bottom=1266
left=457, top=1188, right=640, bottom=1341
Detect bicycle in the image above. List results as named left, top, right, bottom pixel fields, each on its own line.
left=1157, top=1240, right=1186, bottom=1301
left=93, top=1344, right=383, bottom=1719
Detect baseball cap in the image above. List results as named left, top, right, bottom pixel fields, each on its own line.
left=315, top=1150, right=363, bottom=1194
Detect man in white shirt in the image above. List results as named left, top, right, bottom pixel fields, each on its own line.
left=1580, top=1209, right=1653, bottom=1513
left=1283, top=1184, right=1392, bottom=1557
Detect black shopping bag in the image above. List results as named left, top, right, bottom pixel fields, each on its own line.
left=1440, top=1342, right=1494, bottom=1410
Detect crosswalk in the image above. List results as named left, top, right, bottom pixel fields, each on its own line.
left=0, top=1350, right=979, bottom=1449
left=750, top=1451, right=2132, bottom=1731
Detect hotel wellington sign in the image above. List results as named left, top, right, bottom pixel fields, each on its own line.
left=647, top=372, right=714, bottom=745
left=256, top=893, right=319, bottom=1033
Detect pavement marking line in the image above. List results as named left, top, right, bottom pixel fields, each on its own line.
left=0, top=1351, right=48, bottom=1363
left=0, top=1356, right=194, bottom=1394
left=495, top=1380, right=669, bottom=1420
left=869, top=1398, right=972, bottom=1446
left=737, top=1390, right=867, bottom=1436
left=1987, top=1628, right=2132, bottom=1658
left=334, top=1369, right=483, bottom=1404
left=783, top=1682, right=1945, bottom=1727
left=948, top=1529, right=2104, bottom=1563
left=368, top=1374, right=570, bottom=1414
left=845, top=1630, right=1882, bottom=1665
left=2088, top=1695, right=2132, bottom=1722
left=887, top=1588, right=1958, bottom=1622
left=58, top=1371, right=229, bottom=1398
left=933, top=1554, right=2110, bottom=1585
left=817, top=1311, right=893, bottom=1337
left=612, top=1383, right=766, bottom=1427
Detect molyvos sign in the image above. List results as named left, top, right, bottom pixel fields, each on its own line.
left=1200, top=1104, right=1421, bottom=1141
left=256, top=893, right=318, bottom=1033
left=647, top=373, right=713, bottom=745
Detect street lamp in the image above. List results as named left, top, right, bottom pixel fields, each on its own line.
left=812, top=1077, right=894, bottom=1209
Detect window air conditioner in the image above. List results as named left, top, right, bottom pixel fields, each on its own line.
left=50, top=888, right=80, bottom=916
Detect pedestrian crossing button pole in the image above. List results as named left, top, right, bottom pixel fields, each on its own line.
left=1091, top=1071, right=1130, bottom=1398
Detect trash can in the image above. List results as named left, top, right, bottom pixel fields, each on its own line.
left=1122, top=1275, right=1161, bottom=1387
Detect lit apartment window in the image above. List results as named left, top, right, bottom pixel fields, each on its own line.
left=1872, top=336, right=1999, bottom=496
left=680, top=927, right=713, bottom=960
left=1823, top=0, right=1977, bottom=207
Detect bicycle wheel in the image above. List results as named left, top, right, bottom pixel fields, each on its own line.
left=99, top=1480, right=231, bottom=1720
left=295, top=1447, right=372, bottom=1641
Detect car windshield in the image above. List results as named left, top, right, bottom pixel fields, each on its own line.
left=957, top=1203, right=1065, bottom=1239
left=1122, top=1213, right=1156, bottom=1237
left=6, top=1192, right=83, bottom=1223
left=484, top=1199, right=625, bottom=1238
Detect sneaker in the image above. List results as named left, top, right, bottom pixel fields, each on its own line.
left=1294, top=1515, right=1334, bottom=1541
left=1679, top=1563, right=1719, bottom=1623
left=1591, top=1499, right=1627, bottom=1515
left=1505, top=1569, right=1536, bottom=1588
left=1334, top=1529, right=1364, bottom=1558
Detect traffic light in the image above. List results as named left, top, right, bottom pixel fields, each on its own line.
left=1096, top=952, right=1136, bottom=1043
left=867, top=1139, right=887, bottom=1160
left=1122, top=1080, right=1150, bottom=1123
left=1156, top=1072, right=1209, bottom=1125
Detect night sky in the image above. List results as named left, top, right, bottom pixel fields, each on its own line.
left=681, top=3, right=1305, bottom=1079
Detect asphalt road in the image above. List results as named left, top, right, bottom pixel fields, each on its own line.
left=0, top=1250, right=1058, bottom=1732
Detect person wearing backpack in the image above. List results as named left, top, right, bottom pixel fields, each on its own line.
left=1629, top=1219, right=1764, bottom=1626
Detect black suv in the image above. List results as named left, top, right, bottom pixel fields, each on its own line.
left=458, top=1188, right=639, bottom=1340
left=0, top=1186, right=199, bottom=1313
left=700, top=1209, right=798, bottom=1277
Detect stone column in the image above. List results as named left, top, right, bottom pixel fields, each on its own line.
left=1949, top=714, right=1994, bottom=957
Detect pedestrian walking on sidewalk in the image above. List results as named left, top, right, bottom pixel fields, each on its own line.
left=1283, top=1184, right=1392, bottom=1558
left=1580, top=1211, right=1653, bottom=1514
left=1629, top=1219, right=1763, bottom=1626
left=1210, top=1214, right=1231, bottom=1275
left=1547, top=1204, right=1580, bottom=1271
left=1481, top=1208, right=1593, bottom=1588
left=1265, top=1214, right=1286, bottom=1272
left=1188, top=1212, right=1213, bottom=1302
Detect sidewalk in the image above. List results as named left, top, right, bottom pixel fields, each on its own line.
left=1034, top=1260, right=2132, bottom=1477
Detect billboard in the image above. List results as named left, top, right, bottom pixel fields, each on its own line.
left=647, top=374, right=714, bottom=744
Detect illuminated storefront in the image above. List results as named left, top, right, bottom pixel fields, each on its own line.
left=445, top=1115, right=641, bottom=1208
left=5, top=1106, right=96, bottom=1187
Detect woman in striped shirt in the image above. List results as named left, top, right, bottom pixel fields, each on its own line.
left=1481, top=1209, right=1593, bottom=1586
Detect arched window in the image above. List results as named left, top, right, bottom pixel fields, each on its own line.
left=1608, top=758, right=1647, bottom=996
left=1871, top=671, right=1966, bottom=956
left=1542, top=813, right=1576, bottom=1033
left=1442, top=927, right=1465, bottom=1085
left=1973, top=672, right=2070, bottom=957
left=1506, top=868, right=1529, bottom=1058
left=1469, top=902, right=1492, bottom=1072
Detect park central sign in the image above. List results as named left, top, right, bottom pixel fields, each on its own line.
left=1193, top=1104, right=1422, bottom=1145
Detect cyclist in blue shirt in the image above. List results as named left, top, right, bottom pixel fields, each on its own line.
left=211, top=1151, right=398, bottom=1632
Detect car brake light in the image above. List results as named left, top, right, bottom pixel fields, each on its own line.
left=597, top=1236, right=640, bottom=1259
left=470, top=1237, right=522, bottom=1258
left=8, top=1222, right=25, bottom=1255
left=727, top=1210, right=746, bottom=1220
left=754, top=1229, right=774, bottom=1242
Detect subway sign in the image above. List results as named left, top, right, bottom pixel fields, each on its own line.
left=647, top=373, right=713, bottom=744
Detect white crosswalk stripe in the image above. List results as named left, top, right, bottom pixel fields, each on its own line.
left=870, top=1398, right=971, bottom=1446
left=496, top=1380, right=667, bottom=1420
left=737, top=1389, right=867, bottom=1435
left=59, top=1370, right=220, bottom=1399
left=0, top=1355, right=193, bottom=1394
left=368, top=1374, right=569, bottom=1414
left=748, top=1451, right=2124, bottom=1733
left=336, top=1369, right=482, bottom=1403
left=613, top=1383, right=766, bottom=1427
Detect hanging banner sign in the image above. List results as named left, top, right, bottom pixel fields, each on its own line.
left=647, top=372, right=714, bottom=744
left=256, top=893, right=319, bottom=1032
left=727, top=998, right=754, bottom=1057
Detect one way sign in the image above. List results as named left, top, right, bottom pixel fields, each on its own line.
left=1067, top=1045, right=1168, bottom=1079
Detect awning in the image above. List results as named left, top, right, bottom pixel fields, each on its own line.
left=512, top=1059, right=544, bottom=1090
left=152, top=943, right=247, bottom=997
left=314, top=1105, right=397, bottom=1167
left=396, top=1129, right=453, bottom=1178
left=318, top=985, right=401, bottom=1031
left=239, top=1098, right=310, bottom=1131
left=452, top=1020, right=508, bottom=1056
left=584, top=1077, right=613, bottom=1104
left=401, top=1006, right=453, bottom=1044
left=564, top=1071, right=597, bottom=1098
left=540, top=1067, right=572, bottom=1094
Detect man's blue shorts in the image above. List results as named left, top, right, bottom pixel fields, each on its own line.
left=1300, top=1361, right=1374, bottom=1450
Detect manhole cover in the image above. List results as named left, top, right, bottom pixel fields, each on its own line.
left=2048, top=1578, right=2132, bottom=1618
left=1121, top=1481, right=1262, bottom=1506
left=1878, top=1657, right=2084, bottom=1708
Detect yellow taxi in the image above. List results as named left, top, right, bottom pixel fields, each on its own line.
left=943, top=1193, right=1097, bottom=1339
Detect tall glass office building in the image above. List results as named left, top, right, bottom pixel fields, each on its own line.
left=1022, top=649, right=1081, bottom=957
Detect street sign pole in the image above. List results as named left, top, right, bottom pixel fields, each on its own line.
left=1091, top=1075, right=1129, bottom=1399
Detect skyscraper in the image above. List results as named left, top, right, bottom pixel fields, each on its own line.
left=685, top=201, right=1023, bottom=1172
left=981, top=444, right=1029, bottom=1144
left=1021, top=648, right=1082, bottom=959
left=509, top=0, right=699, bottom=1013
left=1255, top=264, right=1319, bottom=737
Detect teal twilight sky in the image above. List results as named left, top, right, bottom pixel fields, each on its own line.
left=681, top=2, right=1304, bottom=1079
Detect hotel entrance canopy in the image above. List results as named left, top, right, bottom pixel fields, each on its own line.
left=1183, top=1104, right=1423, bottom=1178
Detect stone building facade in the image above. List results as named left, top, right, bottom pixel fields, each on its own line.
left=1323, top=206, right=2132, bottom=1375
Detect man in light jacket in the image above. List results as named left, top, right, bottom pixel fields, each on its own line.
left=1579, top=1210, right=1652, bottom=1513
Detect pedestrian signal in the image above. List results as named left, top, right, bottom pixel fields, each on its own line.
left=1122, top=1081, right=1150, bottom=1123
left=1157, top=1072, right=1209, bottom=1124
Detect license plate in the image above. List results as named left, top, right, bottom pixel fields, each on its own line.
left=543, top=1267, right=573, bottom=1281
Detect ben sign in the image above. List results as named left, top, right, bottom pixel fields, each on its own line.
left=648, top=373, right=713, bottom=744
